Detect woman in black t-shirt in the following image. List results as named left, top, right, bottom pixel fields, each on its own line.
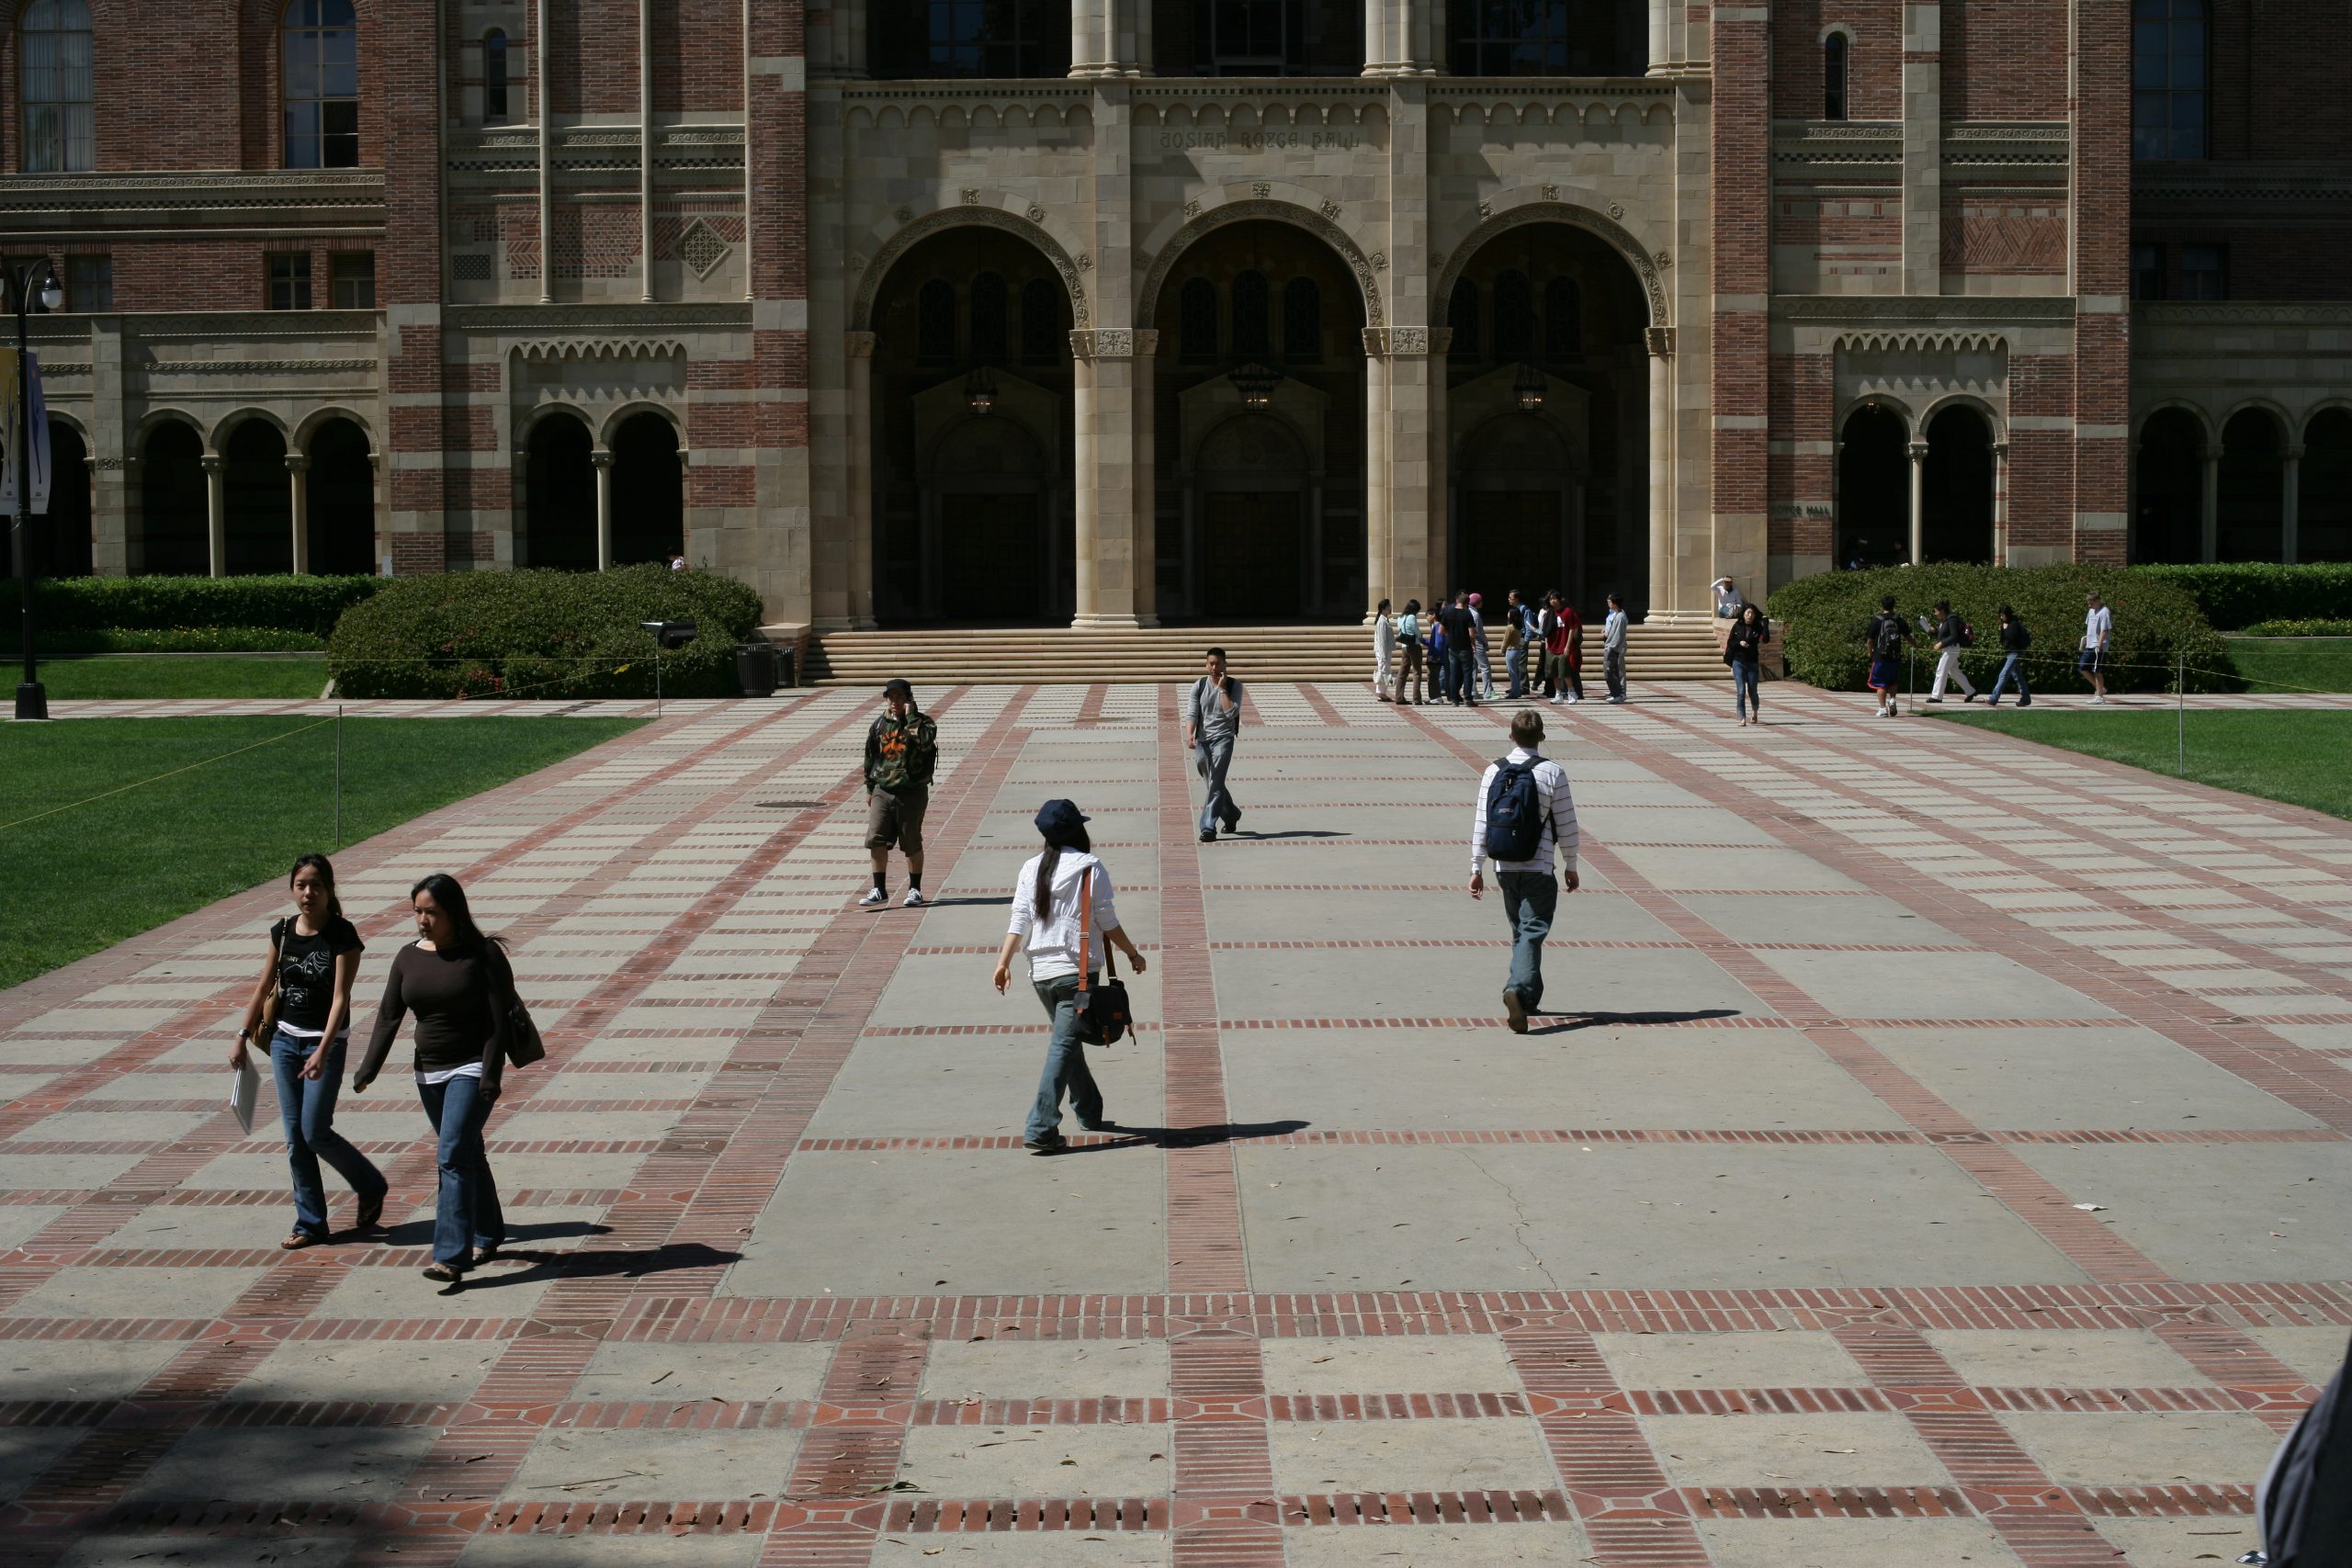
left=233, top=853, right=387, bottom=1249
left=1724, top=604, right=1770, bottom=727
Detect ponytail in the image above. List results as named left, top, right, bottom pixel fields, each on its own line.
left=1032, top=823, right=1095, bottom=921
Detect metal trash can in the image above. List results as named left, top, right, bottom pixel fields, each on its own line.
left=775, top=645, right=797, bottom=689
left=735, top=642, right=779, bottom=698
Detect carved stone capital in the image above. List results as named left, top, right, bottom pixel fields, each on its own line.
left=590, top=450, right=616, bottom=470
left=1907, top=441, right=1930, bottom=462
left=1645, top=326, right=1676, bottom=357
left=1069, top=328, right=1136, bottom=359
left=845, top=331, right=877, bottom=358
left=1361, top=326, right=1436, bottom=357
left=284, top=454, right=311, bottom=473
left=199, top=454, right=224, bottom=474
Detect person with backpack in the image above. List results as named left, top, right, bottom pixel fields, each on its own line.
left=1372, top=598, right=1396, bottom=700
left=990, top=799, right=1149, bottom=1156
left=1865, top=593, right=1909, bottom=717
left=1986, top=604, right=2034, bottom=706
left=1469, top=709, right=1582, bottom=1033
left=1183, top=647, right=1245, bottom=842
left=861, top=678, right=939, bottom=907
left=1391, top=599, right=1424, bottom=704
left=1724, top=602, right=1770, bottom=725
left=1923, top=598, right=1980, bottom=704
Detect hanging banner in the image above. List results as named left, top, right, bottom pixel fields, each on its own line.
left=0, top=350, right=51, bottom=515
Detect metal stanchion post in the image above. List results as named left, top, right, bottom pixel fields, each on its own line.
left=335, top=703, right=344, bottom=846
left=2177, top=651, right=2186, bottom=778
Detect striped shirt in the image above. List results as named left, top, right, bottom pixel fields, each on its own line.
left=1470, top=747, right=1580, bottom=877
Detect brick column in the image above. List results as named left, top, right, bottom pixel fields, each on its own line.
left=746, top=0, right=813, bottom=622
left=2070, top=0, right=2132, bottom=563
left=1901, top=2, right=1941, bottom=294
left=2281, top=444, right=2303, bottom=564
left=1907, top=438, right=1928, bottom=563
left=285, top=454, right=310, bottom=575
left=382, top=0, right=449, bottom=576
left=1709, top=0, right=1770, bottom=621
left=638, top=0, right=656, bottom=303
left=201, top=454, right=224, bottom=578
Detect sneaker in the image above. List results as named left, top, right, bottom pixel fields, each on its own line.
left=1078, top=1117, right=1116, bottom=1133
left=1963, top=693, right=1980, bottom=704
left=2090, top=694, right=2109, bottom=705
left=1925, top=696, right=1944, bottom=704
left=2019, top=698, right=2032, bottom=707
left=1502, top=988, right=1529, bottom=1035
left=857, top=887, right=888, bottom=907
left=1023, top=1135, right=1065, bottom=1156
left=1222, top=808, right=1242, bottom=832
left=901, top=886, right=926, bottom=908
left=1199, top=829, right=1217, bottom=843
left=1565, top=695, right=1580, bottom=705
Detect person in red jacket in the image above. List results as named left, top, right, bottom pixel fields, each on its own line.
left=1544, top=593, right=1585, bottom=705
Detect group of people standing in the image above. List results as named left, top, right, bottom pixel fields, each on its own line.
left=1373, top=590, right=1630, bottom=708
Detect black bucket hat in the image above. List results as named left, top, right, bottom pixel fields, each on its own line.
left=1034, top=799, right=1089, bottom=839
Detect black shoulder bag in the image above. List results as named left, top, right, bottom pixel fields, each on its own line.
left=490, top=945, right=546, bottom=1068
left=1075, top=870, right=1133, bottom=1047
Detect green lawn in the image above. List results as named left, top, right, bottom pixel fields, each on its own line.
left=0, top=716, right=641, bottom=991
left=2223, top=636, right=2352, bottom=695
left=1932, top=708, right=2352, bottom=821
left=38, top=656, right=331, bottom=700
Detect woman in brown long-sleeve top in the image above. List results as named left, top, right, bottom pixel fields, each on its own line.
left=353, top=873, right=511, bottom=1285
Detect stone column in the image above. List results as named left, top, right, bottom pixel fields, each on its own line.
left=1901, top=2, right=1942, bottom=294
left=1132, top=330, right=1159, bottom=624
left=2199, top=448, right=2220, bottom=562
left=845, top=332, right=876, bottom=626
left=534, top=0, right=553, bottom=305
left=1990, top=440, right=2009, bottom=565
left=639, top=0, right=656, bottom=303
left=2282, top=444, right=2303, bottom=564
left=202, top=453, right=225, bottom=577
left=1071, top=0, right=1114, bottom=77
left=1363, top=339, right=1392, bottom=621
left=1070, top=329, right=1142, bottom=628
left=591, top=449, right=615, bottom=571
left=1645, top=327, right=1674, bottom=615
left=286, top=453, right=311, bottom=575
left=1647, top=0, right=1671, bottom=71
left=1906, top=439, right=1928, bottom=564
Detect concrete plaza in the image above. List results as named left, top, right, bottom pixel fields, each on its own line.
left=3, top=679, right=2349, bottom=1568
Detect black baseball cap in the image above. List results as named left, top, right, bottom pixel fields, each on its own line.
left=883, top=678, right=914, bottom=700
left=1034, top=799, right=1089, bottom=837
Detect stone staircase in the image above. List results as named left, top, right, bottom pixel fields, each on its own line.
left=796, top=621, right=1732, bottom=687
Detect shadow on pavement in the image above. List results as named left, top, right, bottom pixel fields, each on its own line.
left=1061, top=1118, right=1310, bottom=1153
left=441, top=1240, right=745, bottom=1292
left=1528, top=1008, right=1745, bottom=1035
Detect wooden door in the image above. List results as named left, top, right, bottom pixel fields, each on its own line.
left=940, top=491, right=1043, bottom=621
left=1204, top=491, right=1302, bottom=619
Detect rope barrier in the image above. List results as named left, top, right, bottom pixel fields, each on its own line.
left=0, top=716, right=336, bottom=835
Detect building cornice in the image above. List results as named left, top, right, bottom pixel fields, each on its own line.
left=0, top=169, right=387, bottom=229
left=1776, top=296, right=2078, bottom=323
left=444, top=302, right=756, bottom=333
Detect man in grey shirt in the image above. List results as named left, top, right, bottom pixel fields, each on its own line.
left=1183, top=647, right=1245, bottom=843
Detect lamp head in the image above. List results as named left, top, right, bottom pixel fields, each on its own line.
left=38, top=276, right=63, bottom=312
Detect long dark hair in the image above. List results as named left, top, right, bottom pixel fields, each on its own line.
left=410, top=873, right=503, bottom=956
left=289, top=852, right=343, bottom=921
left=1033, top=822, right=1094, bottom=922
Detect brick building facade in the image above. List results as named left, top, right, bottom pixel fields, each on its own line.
left=6, top=0, right=2346, bottom=628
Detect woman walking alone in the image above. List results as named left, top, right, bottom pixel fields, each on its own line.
left=354, top=874, right=511, bottom=1284
left=991, top=800, right=1148, bottom=1156
left=233, top=853, right=386, bottom=1249
left=1725, top=603, right=1770, bottom=725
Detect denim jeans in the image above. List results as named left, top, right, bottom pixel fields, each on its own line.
left=1497, top=869, right=1558, bottom=1013
left=1447, top=646, right=1475, bottom=702
left=1989, top=653, right=2032, bottom=705
left=1504, top=646, right=1525, bottom=697
left=416, top=1071, right=504, bottom=1267
left=1026, top=974, right=1104, bottom=1144
left=1473, top=639, right=1493, bottom=697
left=1603, top=645, right=1627, bottom=702
left=1732, top=660, right=1760, bottom=718
left=1195, top=733, right=1238, bottom=834
left=271, top=1029, right=383, bottom=1239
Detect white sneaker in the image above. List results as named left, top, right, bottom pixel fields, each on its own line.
left=2090, top=694, right=2109, bottom=705
left=858, top=887, right=888, bottom=907
left=1565, top=695, right=1580, bottom=705
left=901, top=887, right=926, bottom=908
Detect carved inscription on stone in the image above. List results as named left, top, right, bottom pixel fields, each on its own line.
left=1155, top=130, right=1359, bottom=152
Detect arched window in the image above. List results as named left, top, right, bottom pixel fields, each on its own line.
left=1282, top=276, right=1321, bottom=361
left=1231, top=270, right=1271, bottom=358
left=1447, top=279, right=1480, bottom=363
left=916, top=278, right=956, bottom=362
left=483, top=30, right=510, bottom=125
left=2133, top=0, right=2207, bottom=161
left=1179, top=277, right=1217, bottom=361
left=283, top=0, right=360, bottom=168
left=1544, top=276, right=1582, bottom=360
left=1019, top=277, right=1060, bottom=364
left=19, top=0, right=94, bottom=174
left=1823, top=32, right=1849, bottom=120
left=969, top=272, right=1009, bottom=362
left=1491, top=270, right=1534, bottom=360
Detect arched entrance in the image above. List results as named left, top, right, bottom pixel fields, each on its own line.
left=2302, top=409, right=2352, bottom=562
left=1837, top=403, right=1908, bottom=568
left=22, top=422, right=92, bottom=578
left=222, top=421, right=292, bottom=575
left=2218, top=409, right=2284, bottom=562
left=1442, top=221, right=1645, bottom=616
left=522, top=412, right=596, bottom=570
left=305, top=418, right=376, bottom=575
left=610, top=412, right=684, bottom=566
left=2132, top=409, right=2204, bottom=564
left=1151, top=219, right=1365, bottom=620
left=1922, top=404, right=1995, bottom=563
left=867, top=227, right=1075, bottom=625
left=136, top=421, right=209, bottom=575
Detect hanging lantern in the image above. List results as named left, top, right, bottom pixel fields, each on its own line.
left=963, top=367, right=998, bottom=416
left=1228, top=362, right=1282, bottom=411
left=1514, top=362, right=1546, bottom=413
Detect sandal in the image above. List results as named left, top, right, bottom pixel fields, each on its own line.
left=352, top=1191, right=386, bottom=1234
left=280, top=1230, right=325, bottom=1251
left=469, top=1243, right=501, bottom=1268
left=421, top=1262, right=465, bottom=1284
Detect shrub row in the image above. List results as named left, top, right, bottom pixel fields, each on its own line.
left=1, top=574, right=383, bottom=635
left=326, top=565, right=766, bottom=700
left=1767, top=563, right=2230, bottom=694
left=2238, top=618, right=2352, bottom=638
left=45, top=626, right=327, bottom=654
left=2129, top=563, right=2352, bottom=630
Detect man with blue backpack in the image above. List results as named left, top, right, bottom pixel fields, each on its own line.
left=1469, top=709, right=1582, bottom=1033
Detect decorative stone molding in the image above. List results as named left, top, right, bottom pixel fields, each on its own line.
left=674, top=220, right=731, bottom=277
left=1837, top=330, right=2007, bottom=355
left=1645, top=326, right=1675, bottom=356
left=1069, top=329, right=1136, bottom=359
left=141, top=358, right=379, bottom=374
left=852, top=205, right=1091, bottom=331
left=1136, top=199, right=1385, bottom=327
left=2135, top=302, right=2352, bottom=325
left=284, top=454, right=311, bottom=472
left=1362, top=326, right=1443, bottom=356
left=446, top=302, right=753, bottom=333
left=1433, top=199, right=1669, bottom=328
left=1783, top=296, right=2073, bottom=324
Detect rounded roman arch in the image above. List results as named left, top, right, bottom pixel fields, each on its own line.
left=852, top=203, right=1090, bottom=332
left=1137, top=197, right=1386, bottom=328
left=1433, top=198, right=1670, bottom=329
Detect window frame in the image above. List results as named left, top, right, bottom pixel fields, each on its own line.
left=2131, top=242, right=2165, bottom=301
left=267, top=252, right=314, bottom=310
left=483, top=29, right=510, bottom=125
left=2177, top=243, right=2226, bottom=301
left=18, top=0, right=96, bottom=174
left=2132, top=0, right=2208, bottom=162
left=282, top=0, right=361, bottom=170
left=1822, top=28, right=1850, bottom=121
left=64, top=253, right=111, bottom=310
left=329, top=251, right=375, bottom=310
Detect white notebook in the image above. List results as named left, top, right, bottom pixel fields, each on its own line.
left=230, top=1053, right=261, bottom=1135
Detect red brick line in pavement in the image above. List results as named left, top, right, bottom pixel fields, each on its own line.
left=1295, top=682, right=1349, bottom=726
left=1072, top=682, right=1111, bottom=726
left=783, top=1125, right=2335, bottom=1156
left=1611, top=699, right=2352, bottom=1138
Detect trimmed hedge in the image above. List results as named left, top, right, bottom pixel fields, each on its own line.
left=2129, top=563, right=2352, bottom=630
left=326, top=565, right=766, bottom=700
left=0, top=574, right=382, bottom=635
left=1767, top=563, right=2230, bottom=694
left=45, top=626, right=327, bottom=655
left=2240, top=618, right=2352, bottom=638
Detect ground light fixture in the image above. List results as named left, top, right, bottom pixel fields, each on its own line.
left=1228, top=362, right=1282, bottom=411
left=962, top=367, right=997, bottom=416
left=1514, top=362, right=1546, bottom=413
left=10, top=255, right=63, bottom=722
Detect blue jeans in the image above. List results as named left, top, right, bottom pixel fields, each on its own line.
left=416, top=1072, right=504, bottom=1267
left=1447, top=647, right=1474, bottom=702
left=1505, top=646, right=1525, bottom=697
left=1497, top=870, right=1558, bottom=1013
left=1026, top=974, right=1103, bottom=1144
left=271, top=1029, right=383, bottom=1239
left=1732, top=660, right=1760, bottom=717
left=1989, top=653, right=2032, bottom=705
left=1195, top=732, right=1238, bottom=834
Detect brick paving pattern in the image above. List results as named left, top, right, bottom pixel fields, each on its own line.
left=4, top=681, right=2348, bottom=1567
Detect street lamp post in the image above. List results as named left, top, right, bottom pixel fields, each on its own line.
left=9, top=256, right=63, bottom=722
